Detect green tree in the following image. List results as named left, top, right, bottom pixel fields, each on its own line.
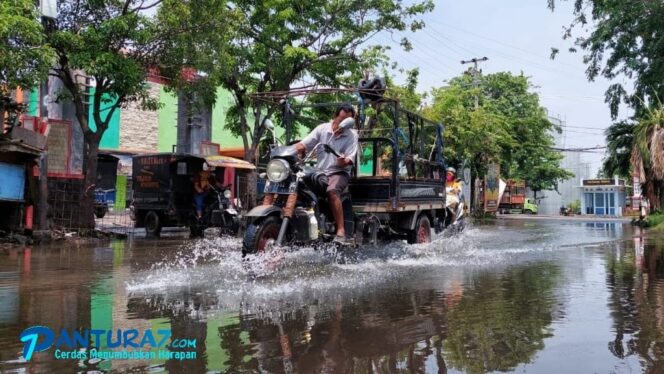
left=549, top=1, right=664, bottom=209
left=424, top=72, right=572, bottom=203
left=548, top=0, right=664, bottom=118
left=385, top=68, right=425, bottom=112
left=46, top=0, right=204, bottom=227
left=162, top=0, right=434, bottom=205
left=0, top=0, right=54, bottom=125
left=602, top=121, right=635, bottom=179
left=480, top=72, right=573, bottom=197
left=424, top=76, right=510, bottom=179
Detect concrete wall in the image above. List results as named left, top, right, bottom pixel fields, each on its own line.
left=176, top=92, right=212, bottom=154
left=117, top=83, right=160, bottom=151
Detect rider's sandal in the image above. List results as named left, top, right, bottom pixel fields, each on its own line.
left=333, top=235, right=347, bottom=245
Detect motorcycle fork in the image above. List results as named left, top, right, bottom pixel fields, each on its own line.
left=276, top=192, right=298, bottom=246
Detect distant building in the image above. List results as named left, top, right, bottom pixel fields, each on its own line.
left=579, top=176, right=628, bottom=216
left=24, top=77, right=244, bottom=159
left=528, top=115, right=592, bottom=215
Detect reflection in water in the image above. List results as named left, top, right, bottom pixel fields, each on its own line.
left=444, top=264, right=561, bottom=373
left=122, top=261, right=561, bottom=373
left=606, top=229, right=664, bottom=372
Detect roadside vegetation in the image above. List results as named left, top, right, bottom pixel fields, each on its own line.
left=640, top=211, right=664, bottom=229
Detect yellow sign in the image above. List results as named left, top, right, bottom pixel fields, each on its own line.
left=484, top=163, right=500, bottom=212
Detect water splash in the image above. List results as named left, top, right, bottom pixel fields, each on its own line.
left=126, top=221, right=612, bottom=310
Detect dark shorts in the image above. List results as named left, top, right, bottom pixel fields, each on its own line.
left=326, top=173, right=349, bottom=194
left=194, top=192, right=207, bottom=211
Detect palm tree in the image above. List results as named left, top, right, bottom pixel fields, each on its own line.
left=603, top=121, right=635, bottom=179
left=631, top=105, right=664, bottom=211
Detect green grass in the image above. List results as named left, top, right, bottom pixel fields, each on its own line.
left=643, top=211, right=664, bottom=228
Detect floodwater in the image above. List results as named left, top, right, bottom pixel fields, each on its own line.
left=0, top=219, right=662, bottom=373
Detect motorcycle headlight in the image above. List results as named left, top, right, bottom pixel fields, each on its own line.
left=266, top=159, right=290, bottom=182
left=223, top=189, right=232, bottom=199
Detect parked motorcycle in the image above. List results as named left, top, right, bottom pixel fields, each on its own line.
left=190, top=184, right=240, bottom=237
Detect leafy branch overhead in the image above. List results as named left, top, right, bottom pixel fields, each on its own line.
left=159, top=0, right=434, bottom=162
left=548, top=0, right=664, bottom=118
left=0, top=0, right=55, bottom=123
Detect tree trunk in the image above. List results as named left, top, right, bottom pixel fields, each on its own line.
left=643, top=178, right=660, bottom=212
left=80, top=137, right=100, bottom=229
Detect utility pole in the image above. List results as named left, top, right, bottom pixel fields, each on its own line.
left=460, top=57, right=488, bottom=215
left=461, top=57, right=488, bottom=109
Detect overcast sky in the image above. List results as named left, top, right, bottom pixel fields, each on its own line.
left=371, top=0, right=633, bottom=176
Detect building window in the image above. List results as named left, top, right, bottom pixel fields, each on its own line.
left=608, top=193, right=615, bottom=215
left=585, top=192, right=594, bottom=214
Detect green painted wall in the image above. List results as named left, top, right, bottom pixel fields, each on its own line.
left=88, top=88, right=121, bottom=149
left=210, top=87, right=294, bottom=150
left=158, top=87, right=178, bottom=152
left=211, top=88, right=241, bottom=147
left=28, top=88, right=39, bottom=116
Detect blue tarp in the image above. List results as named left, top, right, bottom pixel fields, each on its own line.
left=0, top=163, right=25, bottom=201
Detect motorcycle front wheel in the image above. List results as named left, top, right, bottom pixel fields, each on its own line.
left=242, top=216, right=281, bottom=256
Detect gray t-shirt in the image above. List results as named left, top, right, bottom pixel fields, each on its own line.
left=301, top=121, right=359, bottom=175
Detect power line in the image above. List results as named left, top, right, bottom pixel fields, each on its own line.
left=372, top=33, right=459, bottom=80
left=423, top=22, right=588, bottom=81
left=563, top=129, right=606, bottom=135
left=551, top=146, right=607, bottom=151
left=431, top=20, right=581, bottom=72
left=560, top=124, right=608, bottom=131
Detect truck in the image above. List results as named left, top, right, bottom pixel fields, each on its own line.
left=498, top=179, right=538, bottom=214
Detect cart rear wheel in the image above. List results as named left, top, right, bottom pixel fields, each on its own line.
left=145, top=210, right=162, bottom=238
left=408, top=214, right=431, bottom=244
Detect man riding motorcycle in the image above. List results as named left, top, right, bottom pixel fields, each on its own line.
left=294, top=103, right=359, bottom=244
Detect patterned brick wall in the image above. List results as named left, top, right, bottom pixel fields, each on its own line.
left=118, top=83, right=161, bottom=152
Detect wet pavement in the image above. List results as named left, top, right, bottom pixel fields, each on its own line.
left=0, top=219, right=663, bottom=373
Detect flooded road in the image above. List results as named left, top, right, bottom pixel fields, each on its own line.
left=1, top=219, right=662, bottom=373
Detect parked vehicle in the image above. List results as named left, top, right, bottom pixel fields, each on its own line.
left=498, top=180, right=538, bottom=214
left=523, top=198, right=538, bottom=214
left=242, top=90, right=464, bottom=255
left=94, top=153, right=119, bottom=219
left=130, top=153, right=251, bottom=237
